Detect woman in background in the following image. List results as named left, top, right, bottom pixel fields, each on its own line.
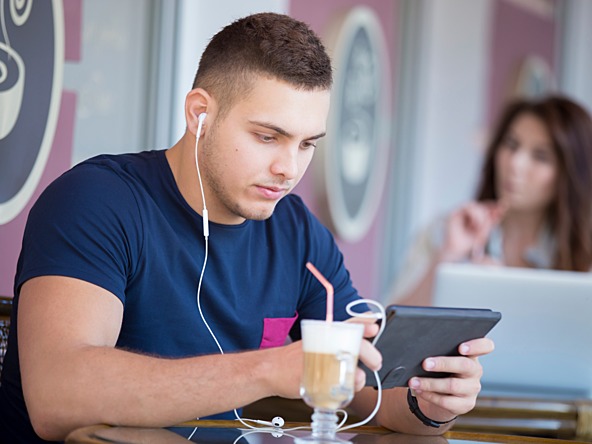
left=390, top=95, right=592, bottom=306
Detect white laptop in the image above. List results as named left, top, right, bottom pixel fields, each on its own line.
left=432, top=263, right=592, bottom=398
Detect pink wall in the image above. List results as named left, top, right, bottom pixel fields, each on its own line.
left=290, top=0, right=400, bottom=300
left=0, top=0, right=81, bottom=297
left=487, top=0, right=557, bottom=125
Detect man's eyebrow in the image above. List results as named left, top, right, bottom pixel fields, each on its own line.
left=249, top=120, right=326, bottom=141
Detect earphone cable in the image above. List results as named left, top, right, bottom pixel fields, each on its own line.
left=336, top=299, right=386, bottom=432
left=193, top=115, right=263, bottom=431
left=192, top=121, right=385, bottom=433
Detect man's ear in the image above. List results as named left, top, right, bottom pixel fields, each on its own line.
left=185, top=88, right=213, bottom=136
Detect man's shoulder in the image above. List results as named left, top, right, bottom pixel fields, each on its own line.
left=53, top=150, right=164, bottom=195
left=33, top=151, right=164, bottom=221
left=76, top=149, right=163, bottom=176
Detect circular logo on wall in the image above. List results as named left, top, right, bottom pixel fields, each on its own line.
left=317, top=6, right=391, bottom=242
left=0, top=0, right=64, bottom=224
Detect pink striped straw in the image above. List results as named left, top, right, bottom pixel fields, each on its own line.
left=306, top=262, right=334, bottom=323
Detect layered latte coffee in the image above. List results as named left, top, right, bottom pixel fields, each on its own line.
left=300, top=320, right=364, bottom=410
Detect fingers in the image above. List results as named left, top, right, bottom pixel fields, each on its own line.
left=459, top=337, right=495, bottom=357
left=443, top=201, right=501, bottom=261
left=363, top=322, right=379, bottom=338
left=354, top=368, right=367, bottom=391
left=416, top=340, right=491, bottom=381
left=409, top=354, right=483, bottom=395
left=421, top=355, right=483, bottom=381
left=345, top=313, right=381, bottom=334
left=344, top=317, right=382, bottom=389
left=411, top=387, right=478, bottom=417
left=407, top=354, right=483, bottom=415
left=468, top=202, right=500, bottom=233
left=358, top=337, right=382, bottom=372
left=405, top=338, right=494, bottom=418
left=344, top=317, right=381, bottom=369
left=455, top=202, right=502, bottom=262
left=408, top=361, right=482, bottom=416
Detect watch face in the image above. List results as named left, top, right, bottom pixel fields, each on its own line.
left=0, top=0, right=64, bottom=223
left=320, top=6, right=391, bottom=242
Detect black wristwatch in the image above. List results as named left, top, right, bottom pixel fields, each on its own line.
left=407, top=389, right=457, bottom=428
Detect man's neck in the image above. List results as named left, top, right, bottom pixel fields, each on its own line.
left=165, top=136, right=205, bottom=216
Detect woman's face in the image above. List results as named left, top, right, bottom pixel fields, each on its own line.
left=495, top=112, right=559, bottom=213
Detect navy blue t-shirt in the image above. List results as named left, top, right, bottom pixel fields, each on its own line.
left=0, top=150, right=361, bottom=442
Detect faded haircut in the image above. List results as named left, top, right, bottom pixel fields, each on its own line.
left=192, top=12, right=333, bottom=116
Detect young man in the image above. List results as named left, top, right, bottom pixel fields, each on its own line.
left=0, top=13, right=493, bottom=442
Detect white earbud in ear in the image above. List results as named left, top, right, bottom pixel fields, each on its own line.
left=196, top=112, right=207, bottom=138
left=194, top=111, right=209, bottom=237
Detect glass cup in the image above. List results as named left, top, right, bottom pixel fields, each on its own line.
left=297, top=320, right=364, bottom=444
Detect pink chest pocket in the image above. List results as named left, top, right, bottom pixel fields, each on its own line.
left=260, top=313, right=299, bottom=349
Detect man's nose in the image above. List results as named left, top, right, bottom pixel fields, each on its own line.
left=270, top=145, right=299, bottom=180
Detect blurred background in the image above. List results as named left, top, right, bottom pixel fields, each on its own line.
left=1, top=0, right=591, bottom=302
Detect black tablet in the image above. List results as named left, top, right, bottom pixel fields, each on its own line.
left=362, top=305, right=501, bottom=389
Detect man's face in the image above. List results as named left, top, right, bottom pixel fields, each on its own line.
left=199, top=77, right=331, bottom=224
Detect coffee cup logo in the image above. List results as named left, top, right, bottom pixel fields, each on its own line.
left=0, top=0, right=64, bottom=224
left=0, top=42, right=24, bottom=138
left=317, top=6, right=391, bottom=243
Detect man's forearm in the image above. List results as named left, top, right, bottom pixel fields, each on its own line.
left=24, top=345, right=283, bottom=440
left=350, top=387, right=454, bottom=435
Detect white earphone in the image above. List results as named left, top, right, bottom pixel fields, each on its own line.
left=244, top=416, right=285, bottom=428
left=194, top=112, right=209, bottom=238
left=192, top=110, right=287, bottom=433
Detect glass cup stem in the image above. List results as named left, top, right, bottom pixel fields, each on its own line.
left=310, top=408, right=339, bottom=440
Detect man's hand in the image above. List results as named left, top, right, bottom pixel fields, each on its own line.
left=263, top=340, right=305, bottom=399
left=267, top=320, right=382, bottom=399
left=355, top=322, right=382, bottom=390
left=407, top=337, right=495, bottom=422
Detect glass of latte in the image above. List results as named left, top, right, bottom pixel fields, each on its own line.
left=297, top=319, right=364, bottom=443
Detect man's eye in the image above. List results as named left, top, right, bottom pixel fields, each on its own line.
left=258, top=134, right=275, bottom=143
left=301, top=141, right=317, bottom=150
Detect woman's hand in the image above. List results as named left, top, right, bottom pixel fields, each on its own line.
left=440, top=201, right=506, bottom=263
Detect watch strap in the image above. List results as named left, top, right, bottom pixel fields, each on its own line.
left=407, top=388, right=458, bottom=428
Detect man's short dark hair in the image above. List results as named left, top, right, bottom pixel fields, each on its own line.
left=192, top=12, right=333, bottom=115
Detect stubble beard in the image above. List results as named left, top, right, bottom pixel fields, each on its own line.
left=200, top=131, right=279, bottom=222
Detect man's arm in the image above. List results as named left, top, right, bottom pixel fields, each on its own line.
left=19, top=276, right=303, bottom=441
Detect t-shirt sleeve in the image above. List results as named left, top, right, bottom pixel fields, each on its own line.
left=288, top=196, right=361, bottom=330
left=15, top=163, right=143, bottom=303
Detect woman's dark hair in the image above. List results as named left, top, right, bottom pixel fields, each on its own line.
left=476, top=95, right=592, bottom=271
left=192, top=13, right=332, bottom=116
